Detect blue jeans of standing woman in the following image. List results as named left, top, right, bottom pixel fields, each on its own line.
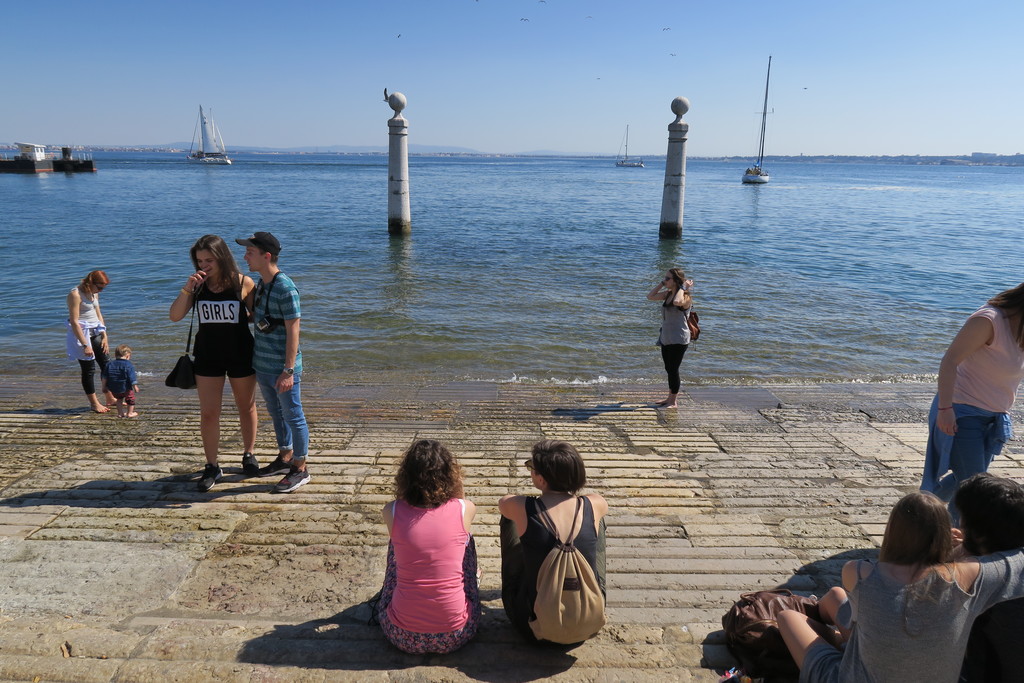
left=256, top=372, right=309, bottom=462
left=931, top=412, right=1002, bottom=502
left=921, top=396, right=1013, bottom=523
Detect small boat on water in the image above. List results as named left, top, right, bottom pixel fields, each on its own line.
left=187, top=106, right=231, bottom=165
left=615, top=125, right=644, bottom=168
left=742, top=56, right=772, bottom=184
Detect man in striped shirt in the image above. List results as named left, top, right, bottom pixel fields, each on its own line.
left=237, top=232, right=311, bottom=493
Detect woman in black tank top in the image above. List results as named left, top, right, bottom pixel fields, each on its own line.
left=169, top=235, right=259, bottom=492
left=497, top=439, right=609, bottom=643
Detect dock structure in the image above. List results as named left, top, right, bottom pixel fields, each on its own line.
left=0, top=143, right=96, bottom=173
left=0, top=376, right=1020, bottom=680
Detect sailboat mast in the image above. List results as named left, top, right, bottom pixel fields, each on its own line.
left=756, top=56, right=772, bottom=166
left=625, top=125, right=629, bottom=159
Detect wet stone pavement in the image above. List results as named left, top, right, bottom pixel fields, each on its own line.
left=0, top=377, right=1021, bottom=682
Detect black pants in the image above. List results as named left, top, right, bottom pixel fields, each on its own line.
left=78, top=335, right=110, bottom=395
left=660, top=343, right=689, bottom=394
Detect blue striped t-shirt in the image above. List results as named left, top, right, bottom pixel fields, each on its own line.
left=253, top=272, right=302, bottom=375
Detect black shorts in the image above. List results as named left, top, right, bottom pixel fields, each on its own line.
left=192, top=353, right=254, bottom=379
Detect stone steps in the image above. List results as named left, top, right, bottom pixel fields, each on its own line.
left=0, top=378, right=1019, bottom=681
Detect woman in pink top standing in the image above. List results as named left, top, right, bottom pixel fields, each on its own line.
left=376, top=439, right=480, bottom=654
left=921, top=283, right=1024, bottom=519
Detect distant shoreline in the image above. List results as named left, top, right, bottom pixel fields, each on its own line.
left=2, top=145, right=1022, bottom=166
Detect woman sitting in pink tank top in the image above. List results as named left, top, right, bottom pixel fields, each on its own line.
left=376, top=439, right=480, bottom=654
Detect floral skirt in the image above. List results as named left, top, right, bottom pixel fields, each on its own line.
left=376, top=537, right=481, bottom=654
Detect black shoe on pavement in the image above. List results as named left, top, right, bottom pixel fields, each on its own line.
left=274, top=466, right=310, bottom=493
left=197, top=463, right=223, bottom=492
left=258, top=456, right=291, bottom=478
left=241, top=452, right=260, bottom=477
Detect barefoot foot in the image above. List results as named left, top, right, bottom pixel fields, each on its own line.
left=91, top=404, right=110, bottom=414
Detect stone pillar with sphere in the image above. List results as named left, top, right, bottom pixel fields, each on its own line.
left=386, top=91, right=411, bottom=235
left=659, top=97, right=690, bottom=239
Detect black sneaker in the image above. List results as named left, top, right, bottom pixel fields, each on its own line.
left=197, top=463, right=223, bottom=492
left=241, top=452, right=260, bottom=477
left=274, top=466, right=310, bottom=493
left=258, top=455, right=291, bottom=478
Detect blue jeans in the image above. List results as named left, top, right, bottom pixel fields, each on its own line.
left=932, top=412, right=1000, bottom=504
left=256, top=372, right=309, bottom=463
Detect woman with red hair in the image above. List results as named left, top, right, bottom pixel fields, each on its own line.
left=66, top=270, right=115, bottom=413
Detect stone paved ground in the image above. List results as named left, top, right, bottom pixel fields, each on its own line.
left=0, top=377, right=1022, bottom=682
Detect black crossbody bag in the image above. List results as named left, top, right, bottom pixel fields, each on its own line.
left=165, top=295, right=197, bottom=389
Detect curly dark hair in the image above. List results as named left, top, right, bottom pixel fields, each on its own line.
left=395, top=439, right=464, bottom=508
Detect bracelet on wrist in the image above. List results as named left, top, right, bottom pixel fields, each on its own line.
left=938, top=406, right=953, bottom=411
left=180, top=288, right=193, bottom=296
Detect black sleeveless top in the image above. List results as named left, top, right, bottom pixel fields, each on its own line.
left=517, top=496, right=604, bottom=618
left=192, top=284, right=253, bottom=361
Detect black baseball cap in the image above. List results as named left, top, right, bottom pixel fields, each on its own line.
left=235, top=231, right=281, bottom=255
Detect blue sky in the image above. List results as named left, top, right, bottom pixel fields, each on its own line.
left=3, top=0, right=1021, bottom=156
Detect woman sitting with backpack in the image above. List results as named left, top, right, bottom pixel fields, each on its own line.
left=376, top=439, right=480, bottom=654
left=498, top=439, right=609, bottom=645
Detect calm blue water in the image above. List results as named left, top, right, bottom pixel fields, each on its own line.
left=3, top=152, right=1022, bottom=385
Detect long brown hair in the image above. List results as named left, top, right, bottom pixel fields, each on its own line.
left=989, top=282, right=1024, bottom=349
left=662, top=267, right=688, bottom=311
left=394, top=440, right=464, bottom=508
left=189, top=235, right=242, bottom=293
left=878, top=492, right=953, bottom=569
left=79, top=270, right=109, bottom=292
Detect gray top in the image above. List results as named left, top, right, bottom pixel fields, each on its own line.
left=808, top=551, right=1024, bottom=683
left=71, top=286, right=100, bottom=325
left=659, top=303, right=691, bottom=346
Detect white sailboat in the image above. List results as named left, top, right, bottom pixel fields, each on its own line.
left=187, top=106, right=232, bottom=165
left=742, top=56, right=772, bottom=184
left=615, top=125, right=644, bottom=168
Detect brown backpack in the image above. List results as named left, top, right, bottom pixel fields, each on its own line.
left=687, top=309, right=701, bottom=341
left=529, top=498, right=606, bottom=644
left=722, top=589, right=843, bottom=677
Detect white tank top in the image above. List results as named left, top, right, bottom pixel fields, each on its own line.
left=72, top=286, right=100, bottom=324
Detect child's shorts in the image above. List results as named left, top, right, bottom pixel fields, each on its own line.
left=113, top=390, right=135, bottom=405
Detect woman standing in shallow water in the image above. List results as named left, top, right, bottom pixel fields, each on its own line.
left=66, top=270, right=116, bottom=413
left=647, top=268, right=693, bottom=408
left=920, top=282, right=1024, bottom=517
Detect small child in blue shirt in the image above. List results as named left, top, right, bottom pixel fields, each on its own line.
left=103, top=344, right=139, bottom=418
